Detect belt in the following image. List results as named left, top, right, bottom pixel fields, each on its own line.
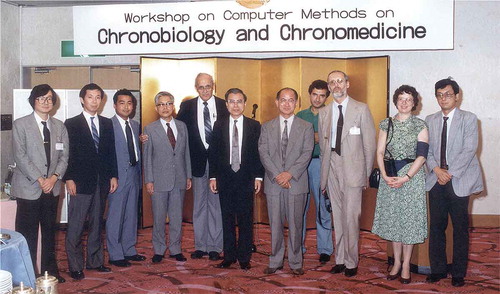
left=312, top=156, right=320, bottom=159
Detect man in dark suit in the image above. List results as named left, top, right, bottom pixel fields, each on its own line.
left=143, top=91, right=192, bottom=263
left=106, top=89, right=146, bottom=267
left=425, top=78, right=484, bottom=287
left=64, top=83, right=118, bottom=280
left=12, top=84, right=68, bottom=283
left=258, top=88, right=314, bottom=275
left=208, top=88, right=264, bottom=270
left=177, top=73, right=229, bottom=261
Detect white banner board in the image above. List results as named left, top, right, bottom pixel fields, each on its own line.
left=73, top=0, right=454, bottom=55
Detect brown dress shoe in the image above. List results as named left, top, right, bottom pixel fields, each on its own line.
left=291, top=268, right=304, bottom=275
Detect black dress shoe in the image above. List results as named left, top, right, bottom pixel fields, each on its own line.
left=330, top=264, right=346, bottom=274
left=86, top=265, right=111, bottom=272
left=124, top=254, right=146, bottom=261
left=452, top=277, right=465, bottom=287
left=69, top=271, right=85, bottom=280
left=400, top=274, right=411, bottom=284
left=344, top=267, right=358, bottom=277
left=109, top=259, right=132, bottom=267
left=54, top=275, right=66, bottom=283
left=263, top=266, right=283, bottom=274
left=387, top=269, right=401, bottom=281
left=191, top=250, right=208, bottom=259
left=216, top=260, right=236, bottom=268
left=208, top=251, right=222, bottom=261
left=319, top=254, right=331, bottom=264
left=426, top=273, right=447, bottom=283
left=152, top=254, right=164, bottom=263
left=239, top=261, right=251, bottom=270
left=169, top=253, right=187, bottom=262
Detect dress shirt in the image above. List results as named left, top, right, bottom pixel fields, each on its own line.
left=82, top=111, right=99, bottom=136
left=331, top=97, right=350, bottom=148
left=116, top=116, right=139, bottom=159
left=197, top=96, right=218, bottom=149
left=441, top=107, right=456, bottom=160
left=33, top=112, right=50, bottom=139
left=279, top=115, right=295, bottom=139
left=161, top=118, right=178, bottom=140
left=229, top=116, right=243, bottom=164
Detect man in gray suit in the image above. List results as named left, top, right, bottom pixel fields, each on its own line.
left=106, top=89, right=146, bottom=267
left=425, top=78, right=483, bottom=287
left=319, top=70, right=376, bottom=277
left=12, top=84, right=68, bottom=283
left=143, top=91, right=192, bottom=263
left=258, top=87, right=314, bottom=275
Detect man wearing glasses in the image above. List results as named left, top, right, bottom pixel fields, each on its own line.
left=143, top=91, right=192, bottom=263
left=425, top=78, right=483, bottom=287
left=208, top=88, right=264, bottom=270
left=318, top=71, right=376, bottom=277
left=177, top=73, right=229, bottom=261
left=12, top=84, right=69, bottom=283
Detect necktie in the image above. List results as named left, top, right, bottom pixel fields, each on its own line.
left=90, top=116, right=99, bottom=151
left=231, top=120, right=240, bottom=172
left=281, top=120, right=288, bottom=166
left=335, top=105, right=344, bottom=156
left=41, top=121, right=50, bottom=170
left=203, top=101, right=212, bottom=145
left=166, top=122, right=176, bottom=149
left=440, top=117, right=449, bottom=169
left=125, top=121, right=137, bottom=166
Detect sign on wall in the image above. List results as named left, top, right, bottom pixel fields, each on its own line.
left=73, top=0, right=454, bottom=55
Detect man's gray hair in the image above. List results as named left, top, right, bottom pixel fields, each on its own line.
left=154, top=91, right=174, bottom=104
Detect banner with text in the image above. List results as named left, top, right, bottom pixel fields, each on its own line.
left=73, top=0, right=454, bottom=55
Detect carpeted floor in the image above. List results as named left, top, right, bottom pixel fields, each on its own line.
left=55, top=224, right=499, bottom=293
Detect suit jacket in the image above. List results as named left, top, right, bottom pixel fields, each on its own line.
left=318, top=97, right=376, bottom=190
left=11, top=113, right=69, bottom=200
left=109, top=115, right=141, bottom=195
left=258, top=116, right=314, bottom=195
left=64, top=113, right=118, bottom=194
left=176, top=96, right=229, bottom=177
left=208, top=116, right=264, bottom=190
left=143, top=118, right=192, bottom=192
left=425, top=108, right=483, bottom=196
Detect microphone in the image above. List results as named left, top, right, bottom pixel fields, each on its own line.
left=252, top=104, right=258, bottom=119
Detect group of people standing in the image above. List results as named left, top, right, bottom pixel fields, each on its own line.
left=11, top=69, right=482, bottom=288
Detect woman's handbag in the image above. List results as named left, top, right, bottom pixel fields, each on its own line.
left=369, top=118, right=396, bottom=188
left=369, top=168, right=380, bottom=188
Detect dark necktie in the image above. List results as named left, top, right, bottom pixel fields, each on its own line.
left=440, top=116, right=449, bottom=169
left=335, top=105, right=344, bottom=156
left=41, top=121, right=50, bottom=170
left=203, top=101, right=212, bottom=145
left=281, top=120, right=288, bottom=166
left=125, top=121, right=137, bottom=166
left=166, top=122, right=176, bottom=149
left=231, top=120, right=240, bottom=172
left=90, top=116, right=99, bottom=151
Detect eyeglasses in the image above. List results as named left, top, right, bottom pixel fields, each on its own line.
left=156, top=102, right=174, bottom=108
left=435, top=92, right=455, bottom=99
left=36, top=96, right=53, bottom=103
left=227, top=99, right=244, bottom=105
left=197, top=85, right=213, bottom=91
left=328, top=79, right=345, bottom=86
left=397, top=97, right=413, bottom=103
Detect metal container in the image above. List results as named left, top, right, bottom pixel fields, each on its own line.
left=12, top=282, right=35, bottom=294
left=35, top=272, right=58, bottom=294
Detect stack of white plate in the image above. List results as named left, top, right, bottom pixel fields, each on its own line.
left=0, top=270, right=12, bottom=294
